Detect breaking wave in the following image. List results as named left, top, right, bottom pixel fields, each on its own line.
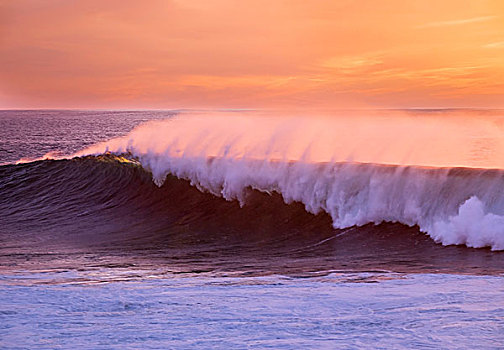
left=61, top=112, right=504, bottom=251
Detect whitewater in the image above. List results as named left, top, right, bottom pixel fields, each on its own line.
left=66, top=110, right=504, bottom=250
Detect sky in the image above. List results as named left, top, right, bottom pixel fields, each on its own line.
left=0, top=0, right=503, bottom=109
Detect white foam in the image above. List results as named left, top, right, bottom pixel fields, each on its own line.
left=431, top=197, right=504, bottom=250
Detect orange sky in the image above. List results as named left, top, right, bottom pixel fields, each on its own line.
left=0, top=0, right=503, bottom=109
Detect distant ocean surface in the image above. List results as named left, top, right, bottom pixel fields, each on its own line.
left=1, top=109, right=503, bottom=349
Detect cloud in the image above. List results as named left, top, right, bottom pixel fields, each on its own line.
left=484, top=41, right=504, bottom=49
left=417, top=16, right=496, bottom=28
left=320, top=54, right=383, bottom=73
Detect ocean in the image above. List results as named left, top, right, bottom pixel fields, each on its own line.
left=1, top=109, right=503, bottom=349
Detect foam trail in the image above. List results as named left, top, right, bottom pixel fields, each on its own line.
left=75, top=111, right=504, bottom=250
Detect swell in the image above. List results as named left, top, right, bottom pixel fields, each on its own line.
left=3, top=155, right=504, bottom=251
left=1, top=156, right=503, bottom=275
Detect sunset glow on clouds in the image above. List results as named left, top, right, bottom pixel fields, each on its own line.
left=0, top=0, right=503, bottom=109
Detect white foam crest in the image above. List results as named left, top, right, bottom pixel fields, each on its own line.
left=75, top=111, right=504, bottom=250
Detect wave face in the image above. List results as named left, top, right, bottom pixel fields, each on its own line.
left=71, top=112, right=504, bottom=251
left=155, top=159, right=504, bottom=250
